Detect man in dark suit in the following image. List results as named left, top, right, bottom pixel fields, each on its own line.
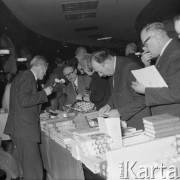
left=4, top=55, right=53, bottom=180
left=91, top=51, right=150, bottom=130
left=63, top=65, right=91, bottom=105
left=132, top=22, right=180, bottom=117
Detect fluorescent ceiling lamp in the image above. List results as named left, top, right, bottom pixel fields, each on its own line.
left=17, top=58, right=27, bottom=62
left=97, top=37, right=112, bottom=41
left=0, top=49, right=10, bottom=55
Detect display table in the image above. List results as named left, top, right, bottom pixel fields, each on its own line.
left=40, top=131, right=85, bottom=180
left=0, top=112, right=10, bottom=141
left=40, top=131, right=105, bottom=180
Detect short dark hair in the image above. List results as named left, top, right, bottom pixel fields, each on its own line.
left=90, top=50, right=112, bottom=64
left=174, top=14, right=180, bottom=22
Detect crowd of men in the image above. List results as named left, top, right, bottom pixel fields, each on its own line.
left=3, top=15, right=180, bottom=179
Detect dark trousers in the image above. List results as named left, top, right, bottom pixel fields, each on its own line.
left=12, top=137, right=43, bottom=180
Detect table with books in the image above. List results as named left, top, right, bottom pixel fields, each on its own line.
left=40, top=105, right=106, bottom=180
left=40, top=107, right=180, bottom=180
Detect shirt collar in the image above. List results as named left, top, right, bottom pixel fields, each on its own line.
left=114, top=56, right=116, bottom=72
left=73, top=76, right=78, bottom=87
left=30, top=69, right=38, bottom=81
left=160, top=38, right=172, bottom=56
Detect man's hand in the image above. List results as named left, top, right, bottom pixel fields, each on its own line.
left=98, top=104, right=111, bottom=116
left=131, top=81, right=145, bottom=94
left=141, top=52, right=152, bottom=67
left=44, top=86, right=53, bottom=96
left=83, top=96, right=90, bottom=102
left=108, top=109, right=120, bottom=118
left=121, top=120, right=127, bottom=129
left=76, top=94, right=83, bottom=101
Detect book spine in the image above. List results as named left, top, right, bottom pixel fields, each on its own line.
left=143, top=118, right=179, bottom=126
left=145, top=126, right=180, bottom=134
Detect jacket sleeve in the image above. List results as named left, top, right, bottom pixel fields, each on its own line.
left=145, top=52, right=180, bottom=106
left=118, top=63, right=147, bottom=121
left=18, top=75, right=48, bottom=108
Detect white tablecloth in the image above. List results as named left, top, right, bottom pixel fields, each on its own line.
left=0, top=113, right=10, bottom=140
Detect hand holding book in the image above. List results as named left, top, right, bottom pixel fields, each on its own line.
left=131, top=81, right=146, bottom=94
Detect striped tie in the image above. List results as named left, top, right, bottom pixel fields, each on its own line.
left=73, top=83, right=78, bottom=94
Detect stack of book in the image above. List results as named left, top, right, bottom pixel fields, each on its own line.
left=40, top=118, right=75, bottom=137
left=53, top=130, right=73, bottom=148
left=72, top=132, right=114, bottom=157
left=143, top=114, right=180, bottom=138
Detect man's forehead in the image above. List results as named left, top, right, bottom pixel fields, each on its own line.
left=63, top=67, right=73, bottom=73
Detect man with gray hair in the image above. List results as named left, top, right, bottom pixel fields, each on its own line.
left=4, top=55, right=53, bottom=179
left=132, top=22, right=180, bottom=116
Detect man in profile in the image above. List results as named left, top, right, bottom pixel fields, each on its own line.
left=4, top=55, right=53, bottom=180
left=132, top=22, right=180, bottom=117
left=91, top=50, right=150, bottom=130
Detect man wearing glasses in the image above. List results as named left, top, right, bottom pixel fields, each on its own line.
left=63, top=65, right=91, bottom=105
left=132, top=22, right=180, bottom=116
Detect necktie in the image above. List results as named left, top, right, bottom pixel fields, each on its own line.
left=73, top=83, right=78, bottom=94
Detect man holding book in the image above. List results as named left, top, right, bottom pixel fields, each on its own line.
left=132, top=22, right=180, bottom=116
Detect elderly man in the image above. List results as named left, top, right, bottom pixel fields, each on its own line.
left=174, top=14, right=180, bottom=38
left=91, top=50, right=150, bottom=130
left=4, top=55, right=53, bottom=180
left=132, top=22, right=180, bottom=116
left=63, top=65, right=91, bottom=105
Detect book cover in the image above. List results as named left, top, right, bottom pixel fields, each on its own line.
left=144, top=121, right=180, bottom=130
left=143, top=114, right=179, bottom=126
left=131, top=65, right=168, bottom=88
left=145, top=125, right=180, bottom=134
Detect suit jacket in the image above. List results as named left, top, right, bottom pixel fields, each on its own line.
left=4, top=70, right=48, bottom=142
left=108, top=56, right=151, bottom=130
left=65, top=75, right=91, bottom=105
left=145, top=39, right=180, bottom=116
left=127, top=53, right=145, bottom=67
left=89, top=72, right=110, bottom=110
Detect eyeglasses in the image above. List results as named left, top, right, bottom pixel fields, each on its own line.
left=64, top=69, right=74, bottom=78
left=142, top=34, right=155, bottom=46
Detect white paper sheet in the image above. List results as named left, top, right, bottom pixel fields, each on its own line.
left=131, top=65, right=168, bottom=88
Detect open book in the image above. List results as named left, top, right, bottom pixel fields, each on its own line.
left=131, top=65, right=168, bottom=88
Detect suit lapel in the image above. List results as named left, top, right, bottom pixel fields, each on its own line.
left=156, top=39, right=174, bottom=70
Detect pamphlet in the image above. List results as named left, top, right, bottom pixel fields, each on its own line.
left=131, top=65, right=168, bottom=88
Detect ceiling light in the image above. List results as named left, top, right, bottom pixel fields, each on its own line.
left=17, top=58, right=27, bottom=62
left=97, top=37, right=112, bottom=41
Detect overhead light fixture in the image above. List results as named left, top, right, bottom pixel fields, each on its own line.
left=0, top=49, right=10, bottom=56
left=17, top=58, right=27, bottom=62
left=97, top=37, right=112, bottom=41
